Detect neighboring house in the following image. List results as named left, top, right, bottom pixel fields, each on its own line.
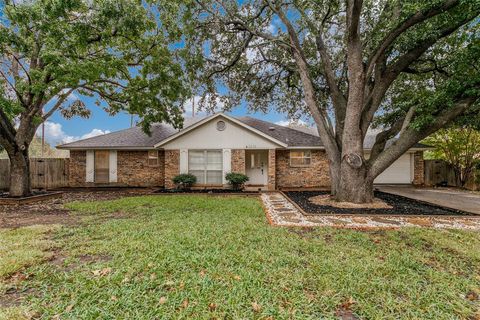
left=57, top=113, right=428, bottom=190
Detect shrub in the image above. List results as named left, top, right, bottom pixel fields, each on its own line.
left=172, top=173, right=197, bottom=190
left=225, top=172, right=249, bottom=191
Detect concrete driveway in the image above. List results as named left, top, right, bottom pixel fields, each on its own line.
left=377, top=185, right=480, bottom=215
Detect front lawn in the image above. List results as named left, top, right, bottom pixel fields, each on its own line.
left=1, top=195, right=480, bottom=319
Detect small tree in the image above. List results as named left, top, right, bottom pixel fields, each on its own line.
left=424, top=128, right=480, bottom=187
left=172, top=173, right=197, bottom=190
left=0, top=0, right=187, bottom=197
left=225, top=172, right=249, bottom=191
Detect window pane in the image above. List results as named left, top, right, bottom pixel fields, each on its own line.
left=290, top=151, right=304, bottom=158
left=148, top=158, right=158, bottom=166
left=207, top=151, right=222, bottom=170
left=189, top=170, right=205, bottom=184
left=189, top=151, right=205, bottom=170
left=290, top=150, right=311, bottom=166
left=290, top=158, right=304, bottom=166
left=206, top=170, right=222, bottom=184
left=148, top=150, right=158, bottom=159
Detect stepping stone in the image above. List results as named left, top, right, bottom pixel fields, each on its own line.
left=407, top=218, right=433, bottom=227
left=371, top=217, right=402, bottom=225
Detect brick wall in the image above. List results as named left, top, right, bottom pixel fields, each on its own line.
left=275, top=149, right=331, bottom=189
left=69, top=150, right=87, bottom=187
left=164, top=149, right=180, bottom=189
left=268, top=149, right=276, bottom=190
left=413, top=151, right=425, bottom=185
left=231, top=149, right=245, bottom=174
left=117, top=151, right=164, bottom=187
left=68, top=150, right=164, bottom=187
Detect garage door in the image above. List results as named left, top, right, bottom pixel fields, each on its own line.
left=374, top=153, right=412, bottom=184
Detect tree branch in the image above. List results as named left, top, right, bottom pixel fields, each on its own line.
left=0, top=107, right=17, bottom=145
left=41, top=88, right=76, bottom=120
left=366, top=0, right=460, bottom=81
left=208, top=33, right=253, bottom=77
left=269, top=1, right=339, bottom=159
left=360, top=12, right=477, bottom=136
left=369, top=95, right=479, bottom=179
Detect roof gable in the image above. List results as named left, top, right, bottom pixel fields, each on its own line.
left=155, top=113, right=288, bottom=148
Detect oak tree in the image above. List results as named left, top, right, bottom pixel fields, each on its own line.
left=179, top=0, right=480, bottom=203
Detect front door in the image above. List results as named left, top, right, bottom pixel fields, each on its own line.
left=245, top=150, right=268, bottom=186
left=94, top=150, right=110, bottom=183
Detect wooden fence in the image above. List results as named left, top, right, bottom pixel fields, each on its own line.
left=424, top=159, right=478, bottom=190
left=0, top=158, right=69, bottom=190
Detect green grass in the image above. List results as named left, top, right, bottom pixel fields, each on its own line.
left=0, top=225, right=57, bottom=279
left=2, top=195, right=480, bottom=319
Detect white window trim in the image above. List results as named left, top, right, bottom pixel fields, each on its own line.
left=188, top=150, right=223, bottom=185
left=289, top=150, right=312, bottom=167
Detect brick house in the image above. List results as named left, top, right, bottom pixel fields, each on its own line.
left=57, top=113, right=428, bottom=190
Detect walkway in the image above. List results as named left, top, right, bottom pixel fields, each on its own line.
left=261, top=192, right=480, bottom=230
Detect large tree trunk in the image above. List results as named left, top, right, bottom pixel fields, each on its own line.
left=8, top=148, right=32, bottom=197
left=334, top=164, right=374, bottom=203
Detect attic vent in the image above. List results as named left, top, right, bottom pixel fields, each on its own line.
left=216, top=120, right=226, bottom=131
left=268, top=126, right=275, bottom=131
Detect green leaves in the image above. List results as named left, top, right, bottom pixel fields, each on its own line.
left=1, top=0, right=189, bottom=131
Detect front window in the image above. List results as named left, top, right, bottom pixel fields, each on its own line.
left=188, top=150, right=223, bottom=184
left=290, top=150, right=312, bottom=167
left=148, top=150, right=159, bottom=166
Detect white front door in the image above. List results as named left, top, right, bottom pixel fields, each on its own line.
left=245, top=150, right=268, bottom=185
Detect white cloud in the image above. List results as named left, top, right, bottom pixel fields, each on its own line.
left=37, top=121, right=110, bottom=146
left=80, top=128, right=109, bottom=140
left=275, top=119, right=319, bottom=136
left=275, top=119, right=308, bottom=127
left=275, top=120, right=290, bottom=126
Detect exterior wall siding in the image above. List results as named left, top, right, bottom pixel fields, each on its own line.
left=68, top=150, right=164, bottom=187
left=275, top=149, right=330, bottom=189
left=413, top=151, right=425, bottom=185
left=164, top=149, right=180, bottom=189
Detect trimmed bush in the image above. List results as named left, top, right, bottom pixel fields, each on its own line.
left=225, top=172, right=249, bottom=191
left=172, top=173, right=197, bottom=190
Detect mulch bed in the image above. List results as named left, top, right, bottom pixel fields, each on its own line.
left=284, top=191, right=476, bottom=216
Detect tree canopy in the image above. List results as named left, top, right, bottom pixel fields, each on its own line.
left=0, top=0, right=188, bottom=137
left=424, top=127, right=480, bottom=187
left=169, top=0, right=480, bottom=202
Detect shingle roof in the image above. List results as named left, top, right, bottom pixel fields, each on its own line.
left=57, top=123, right=177, bottom=149
left=236, top=116, right=323, bottom=147
left=57, top=113, right=431, bottom=150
